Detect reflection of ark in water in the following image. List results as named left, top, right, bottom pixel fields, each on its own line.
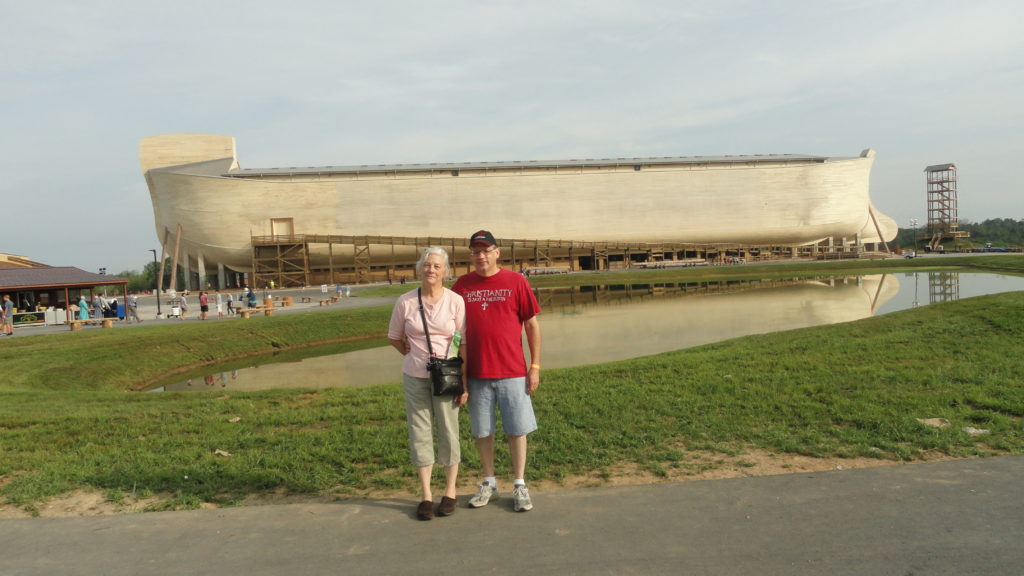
left=140, top=134, right=898, bottom=281
left=149, top=275, right=899, bottom=392
left=538, top=275, right=899, bottom=369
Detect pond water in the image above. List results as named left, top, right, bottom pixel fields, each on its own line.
left=147, top=272, right=1024, bottom=392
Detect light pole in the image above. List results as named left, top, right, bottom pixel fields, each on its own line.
left=149, top=249, right=163, bottom=318
left=909, top=218, right=919, bottom=253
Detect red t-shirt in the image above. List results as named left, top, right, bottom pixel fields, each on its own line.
left=453, top=268, right=540, bottom=379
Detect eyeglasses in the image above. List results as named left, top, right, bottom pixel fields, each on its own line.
left=470, top=246, right=497, bottom=256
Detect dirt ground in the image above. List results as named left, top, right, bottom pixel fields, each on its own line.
left=0, top=449, right=958, bottom=519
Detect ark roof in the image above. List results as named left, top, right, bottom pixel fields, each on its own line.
left=229, top=153, right=838, bottom=177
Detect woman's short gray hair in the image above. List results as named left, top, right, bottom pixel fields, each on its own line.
left=416, top=246, right=451, bottom=280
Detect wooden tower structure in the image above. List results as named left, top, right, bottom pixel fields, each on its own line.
left=923, top=163, right=969, bottom=251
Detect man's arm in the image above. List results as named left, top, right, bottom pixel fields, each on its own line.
left=524, top=315, right=541, bottom=395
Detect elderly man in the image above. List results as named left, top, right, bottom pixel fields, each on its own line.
left=452, top=230, right=542, bottom=512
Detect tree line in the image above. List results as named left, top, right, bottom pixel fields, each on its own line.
left=113, top=259, right=186, bottom=293
left=893, top=217, right=1023, bottom=250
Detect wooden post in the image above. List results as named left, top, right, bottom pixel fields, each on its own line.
left=169, top=224, right=183, bottom=293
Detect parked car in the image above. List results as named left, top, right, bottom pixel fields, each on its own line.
left=904, top=251, right=917, bottom=259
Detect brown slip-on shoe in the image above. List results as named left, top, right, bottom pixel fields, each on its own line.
left=416, top=500, right=434, bottom=521
left=437, top=496, right=457, bottom=517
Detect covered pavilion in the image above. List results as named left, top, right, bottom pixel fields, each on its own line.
left=0, top=257, right=128, bottom=327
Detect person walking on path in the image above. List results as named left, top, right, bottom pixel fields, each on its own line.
left=77, top=294, right=89, bottom=320
left=199, top=291, right=210, bottom=320
left=92, top=294, right=104, bottom=321
left=452, top=230, right=542, bottom=513
left=215, top=290, right=224, bottom=319
left=127, top=293, right=143, bottom=323
left=388, top=247, right=468, bottom=521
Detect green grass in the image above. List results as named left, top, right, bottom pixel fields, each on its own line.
left=0, top=306, right=394, bottom=392
left=1, top=255, right=1023, bottom=515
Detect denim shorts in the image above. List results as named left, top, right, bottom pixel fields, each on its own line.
left=468, top=377, right=538, bottom=438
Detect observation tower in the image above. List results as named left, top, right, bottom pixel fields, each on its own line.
left=923, top=163, right=969, bottom=251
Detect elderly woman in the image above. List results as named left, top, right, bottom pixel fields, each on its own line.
left=387, top=247, right=467, bottom=521
left=92, top=294, right=104, bottom=321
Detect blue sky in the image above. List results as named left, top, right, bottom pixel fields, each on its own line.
left=2, top=0, right=1021, bottom=274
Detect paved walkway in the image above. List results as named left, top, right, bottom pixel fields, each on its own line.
left=2, top=456, right=1021, bottom=575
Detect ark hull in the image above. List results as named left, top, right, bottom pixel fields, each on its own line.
left=141, top=134, right=897, bottom=277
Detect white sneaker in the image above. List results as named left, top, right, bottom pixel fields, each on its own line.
left=512, top=484, right=533, bottom=512
left=469, top=482, right=496, bottom=508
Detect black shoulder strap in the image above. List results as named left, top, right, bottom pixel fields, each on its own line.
left=417, top=288, right=436, bottom=359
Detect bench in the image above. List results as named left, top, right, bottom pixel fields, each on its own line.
left=69, top=317, right=117, bottom=331
left=300, top=297, right=312, bottom=303
left=238, top=307, right=274, bottom=319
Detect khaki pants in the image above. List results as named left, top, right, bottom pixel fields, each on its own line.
left=403, top=373, right=461, bottom=467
